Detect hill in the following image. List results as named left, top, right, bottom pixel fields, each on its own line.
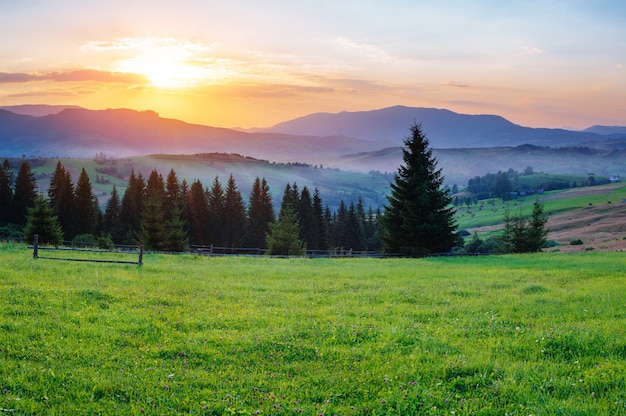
left=253, top=105, right=623, bottom=149
left=334, top=144, right=626, bottom=185
left=21, top=154, right=392, bottom=212
left=457, top=184, right=626, bottom=252
left=0, top=108, right=377, bottom=164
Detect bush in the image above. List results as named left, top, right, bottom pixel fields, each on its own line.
left=570, top=239, right=584, bottom=246
left=72, top=233, right=96, bottom=247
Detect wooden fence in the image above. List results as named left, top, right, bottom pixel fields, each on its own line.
left=31, top=235, right=144, bottom=266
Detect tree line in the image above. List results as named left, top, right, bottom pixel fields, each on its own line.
left=0, top=159, right=382, bottom=253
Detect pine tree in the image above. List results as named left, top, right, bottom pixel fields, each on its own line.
left=187, top=179, right=210, bottom=245
left=380, top=123, right=457, bottom=256
left=246, top=177, right=275, bottom=248
left=312, top=188, right=328, bottom=250
left=502, top=200, right=547, bottom=253
left=0, top=159, right=13, bottom=225
left=48, top=161, right=75, bottom=239
left=23, top=195, right=63, bottom=246
left=208, top=177, right=226, bottom=245
left=73, top=168, right=100, bottom=238
left=165, top=169, right=182, bottom=220
left=298, top=186, right=316, bottom=249
left=12, top=161, right=38, bottom=226
left=526, top=199, right=548, bottom=252
left=224, top=174, right=246, bottom=247
left=165, top=202, right=189, bottom=252
left=136, top=194, right=168, bottom=251
left=266, top=206, right=305, bottom=256
left=103, top=184, right=123, bottom=243
left=118, top=170, right=145, bottom=244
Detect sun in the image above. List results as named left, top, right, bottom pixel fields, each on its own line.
left=111, top=39, right=211, bottom=89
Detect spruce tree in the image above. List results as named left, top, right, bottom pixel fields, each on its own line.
left=224, top=174, right=246, bottom=247
left=266, top=206, right=305, bottom=256
left=312, top=188, right=328, bottom=250
left=246, top=177, right=275, bottom=248
left=380, top=123, right=457, bottom=256
left=187, top=179, right=210, bottom=245
left=73, top=168, right=100, bottom=238
left=103, top=185, right=123, bottom=243
left=0, top=159, right=13, bottom=225
left=298, top=186, right=316, bottom=249
left=136, top=194, right=169, bottom=251
left=165, top=202, right=189, bottom=252
left=12, top=161, right=38, bottom=226
left=526, top=199, right=548, bottom=252
left=208, top=177, right=226, bottom=245
left=23, top=195, right=63, bottom=246
left=118, top=170, right=145, bottom=244
left=48, top=161, right=75, bottom=239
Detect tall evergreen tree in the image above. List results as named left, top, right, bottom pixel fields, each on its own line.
left=246, top=177, right=275, bottom=248
left=103, top=184, right=124, bottom=243
left=164, top=202, right=189, bottom=252
left=312, top=188, right=328, bottom=250
left=23, top=195, right=63, bottom=246
left=73, top=168, right=100, bottom=238
left=208, top=176, right=226, bottom=245
left=187, top=179, right=210, bottom=245
left=0, top=159, right=13, bottom=225
left=380, top=123, right=457, bottom=256
left=12, top=161, right=38, bottom=226
left=165, top=169, right=182, bottom=219
left=266, top=206, right=305, bottom=256
left=344, top=202, right=365, bottom=251
left=223, top=174, right=246, bottom=247
left=526, top=199, right=548, bottom=252
left=136, top=194, right=169, bottom=251
left=118, top=170, right=145, bottom=244
left=298, top=186, right=316, bottom=249
left=48, top=161, right=75, bottom=239
left=502, top=200, right=548, bottom=253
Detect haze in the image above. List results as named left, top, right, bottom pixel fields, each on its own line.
left=1, top=0, right=625, bottom=130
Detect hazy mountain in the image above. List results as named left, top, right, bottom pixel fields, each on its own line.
left=254, top=105, right=615, bottom=148
left=582, top=125, right=626, bottom=135
left=0, top=108, right=377, bottom=162
left=0, top=104, right=83, bottom=117
left=334, top=144, right=626, bottom=185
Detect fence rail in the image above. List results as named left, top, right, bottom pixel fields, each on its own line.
left=31, top=235, right=143, bottom=266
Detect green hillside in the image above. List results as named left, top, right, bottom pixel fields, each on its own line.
left=26, top=154, right=392, bottom=211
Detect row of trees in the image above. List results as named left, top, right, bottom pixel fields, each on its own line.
left=2, top=159, right=382, bottom=253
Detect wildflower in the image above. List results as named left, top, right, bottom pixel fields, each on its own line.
left=381, top=399, right=386, bottom=404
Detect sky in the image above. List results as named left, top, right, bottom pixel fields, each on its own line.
left=1, top=0, right=625, bottom=130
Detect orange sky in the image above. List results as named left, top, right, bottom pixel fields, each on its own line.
left=1, top=1, right=625, bottom=130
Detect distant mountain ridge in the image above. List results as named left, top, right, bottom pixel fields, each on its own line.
left=254, top=105, right=626, bottom=149
left=0, top=105, right=625, bottom=182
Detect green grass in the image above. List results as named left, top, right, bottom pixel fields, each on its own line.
left=456, top=184, right=626, bottom=230
left=1, top=243, right=625, bottom=415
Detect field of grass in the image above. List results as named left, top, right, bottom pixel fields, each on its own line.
left=1, top=243, right=625, bottom=415
left=456, top=184, right=626, bottom=231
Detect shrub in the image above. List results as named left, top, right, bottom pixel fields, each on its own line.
left=570, top=239, right=584, bottom=246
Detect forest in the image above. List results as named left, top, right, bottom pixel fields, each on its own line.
left=0, top=159, right=382, bottom=253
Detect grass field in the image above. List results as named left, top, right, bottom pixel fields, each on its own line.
left=1, top=243, right=625, bottom=415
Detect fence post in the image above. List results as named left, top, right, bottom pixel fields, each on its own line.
left=33, top=234, right=39, bottom=259
left=138, top=245, right=144, bottom=266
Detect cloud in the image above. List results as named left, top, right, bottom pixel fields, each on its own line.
left=0, top=69, right=147, bottom=84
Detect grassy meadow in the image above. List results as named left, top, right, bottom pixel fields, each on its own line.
left=1, top=243, right=625, bottom=415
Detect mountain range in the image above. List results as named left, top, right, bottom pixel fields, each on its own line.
left=1, top=105, right=625, bottom=183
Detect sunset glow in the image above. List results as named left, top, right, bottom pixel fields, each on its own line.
left=1, top=1, right=625, bottom=129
